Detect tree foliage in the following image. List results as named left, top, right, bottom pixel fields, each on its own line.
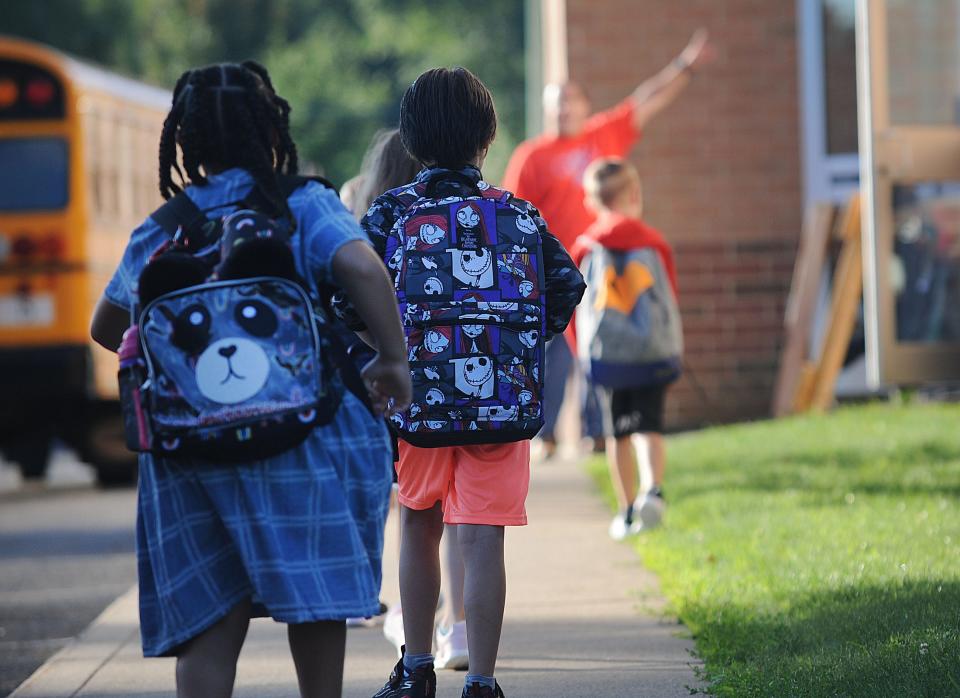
left=3, top=0, right=525, bottom=183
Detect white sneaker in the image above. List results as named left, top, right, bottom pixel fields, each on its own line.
left=608, top=511, right=633, bottom=541
left=434, top=620, right=469, bottom=670
left=635, top=489, right=665, bottom=530
left=382, top=604, right=404, bottom=657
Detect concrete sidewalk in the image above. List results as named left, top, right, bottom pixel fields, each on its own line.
left=11, top=457, right=702, bottom=697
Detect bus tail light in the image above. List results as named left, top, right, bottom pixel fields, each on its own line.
left=11, top=234, right=37, bottom=261
left=38, top=233, right=65, bottom=260
left=25, top=79, right=55, bottom=107
left=0, top=79, right=17, bottom=109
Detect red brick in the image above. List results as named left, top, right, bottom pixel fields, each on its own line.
left=557, top=0, right=802, bottom=428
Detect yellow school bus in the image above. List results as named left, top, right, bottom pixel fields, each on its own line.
left=0, top=36, right=168, bottom=483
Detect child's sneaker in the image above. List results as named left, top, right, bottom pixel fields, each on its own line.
left=608, top=504, right=637, bottom=541
left=634, top=487, right=665, bottom=530
left=461, top=681, right=505, bottom=697
left=383, top=603, right=405, bottom=657
left=372, top=648, right=436, bottom=698
left=434, top=620, right=469, bottom=670
left=608, top=511, right=630, bottom=541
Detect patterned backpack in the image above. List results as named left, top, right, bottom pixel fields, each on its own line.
left=576, top=243, right=683, bottom=389
left=382, top=171, right=547, bottom=447
left=118, top=176, right=364, bottom=462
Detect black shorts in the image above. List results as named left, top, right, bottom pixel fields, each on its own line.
left=600, top=384, right=667, bottom=438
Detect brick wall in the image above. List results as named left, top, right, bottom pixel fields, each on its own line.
left=557, top=0, right=803, bottom=427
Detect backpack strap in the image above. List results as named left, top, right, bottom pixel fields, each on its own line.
left=319, top=321, right=377, bottom=418
left=422, top=170, right=482, bottom=199
left=150, top=192, right=208, bottom=238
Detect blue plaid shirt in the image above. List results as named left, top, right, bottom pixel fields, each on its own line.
left=104, top=167, right=368, bottom=311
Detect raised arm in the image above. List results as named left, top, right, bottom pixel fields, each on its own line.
left=630, top=29, right=712, bottom=132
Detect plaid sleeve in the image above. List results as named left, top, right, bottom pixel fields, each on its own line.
left=331, top=194, right=403, bottom=330
left=296, top=182, right=370, bottom=284
left=526, top=202, right=586, bottom=337
left=103, top=217, right=167, bottom=312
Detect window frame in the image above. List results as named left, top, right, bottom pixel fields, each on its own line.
left=798, top=0, right=861, bottom=206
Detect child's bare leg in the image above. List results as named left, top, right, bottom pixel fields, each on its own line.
left=399, top=502, right=445, bottom=655
left=175, top=597, right=251, bottom=698
left=458, top=523, right=505, bottom=677
left=645, top=432, right=665, bottom=487
left=288, top=620, right=346, bottom=698
left=393, top=487, right=402, bottom=551
left=440, top=524, right=466, bottom=627
left=606, top=435, right=638, bottom=510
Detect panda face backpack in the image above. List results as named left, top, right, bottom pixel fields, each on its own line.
left=118, top=177, right=349, bottom=463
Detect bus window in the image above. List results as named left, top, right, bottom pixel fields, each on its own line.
left=0, top=137, right=68, bottom=211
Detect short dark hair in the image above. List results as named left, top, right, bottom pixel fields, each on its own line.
left=399, top=67, right=497, bottom=168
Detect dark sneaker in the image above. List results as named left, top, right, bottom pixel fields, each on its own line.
left=634, top=487, right=666, bottom=531
left=372, top=649, right=436, bottom=698
left=461, top=682, right=505, bottom=697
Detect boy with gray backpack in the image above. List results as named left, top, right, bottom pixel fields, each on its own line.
left=571, top=158, right=683, bottom=541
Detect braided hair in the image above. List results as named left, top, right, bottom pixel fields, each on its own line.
left=158, top=61, right=299, bottom=219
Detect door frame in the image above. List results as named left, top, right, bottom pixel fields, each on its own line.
left=857, top=0, right=960, bottom=386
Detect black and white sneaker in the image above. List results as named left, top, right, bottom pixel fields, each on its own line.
left=372, top=647, right=436, bottom=698
left=462, top=681, right=505, bottom=697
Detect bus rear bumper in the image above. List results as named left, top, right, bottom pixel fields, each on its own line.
left=0, top=345, right=90, bottom=437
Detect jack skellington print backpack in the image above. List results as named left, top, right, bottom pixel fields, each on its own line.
left=380, top=170, right=547, bottom=447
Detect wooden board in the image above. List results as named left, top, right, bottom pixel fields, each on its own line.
left=772, top=203, right=835, bottom=416
left=809, top=195, right=863, bottom=412
left=792, top=361, right=818, bottom=413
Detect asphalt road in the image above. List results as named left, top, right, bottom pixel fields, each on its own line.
left=0, top=453, right=137, bottom=697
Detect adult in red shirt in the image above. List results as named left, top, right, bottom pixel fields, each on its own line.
left=503, top=29, right=710, bottom=456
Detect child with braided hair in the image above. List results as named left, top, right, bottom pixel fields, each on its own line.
left=91, top=61, right=411, bottom=698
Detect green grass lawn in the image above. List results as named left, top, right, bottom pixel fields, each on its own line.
left=587, top=402, right=960, bottom=697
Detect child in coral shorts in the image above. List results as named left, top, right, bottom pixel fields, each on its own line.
left=356, top=68, right=585, bottom=698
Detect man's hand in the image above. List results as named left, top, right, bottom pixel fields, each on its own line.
left=677, top=28, right=714, bottom=73
left=361, top=354, right=412, bottom=416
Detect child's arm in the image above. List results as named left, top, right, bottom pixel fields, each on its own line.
left=540, top=226, right=587, bottom=338
left=90, top=297, right=129, bottom=352
left=91, top=216, right=165, bottom=351
left=329, top=194, right=399, bottom=334
left=331, top=240, right=411, bottom=415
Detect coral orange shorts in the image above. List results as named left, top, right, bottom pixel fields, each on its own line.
left=395, top=441, right=530, bottom=526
